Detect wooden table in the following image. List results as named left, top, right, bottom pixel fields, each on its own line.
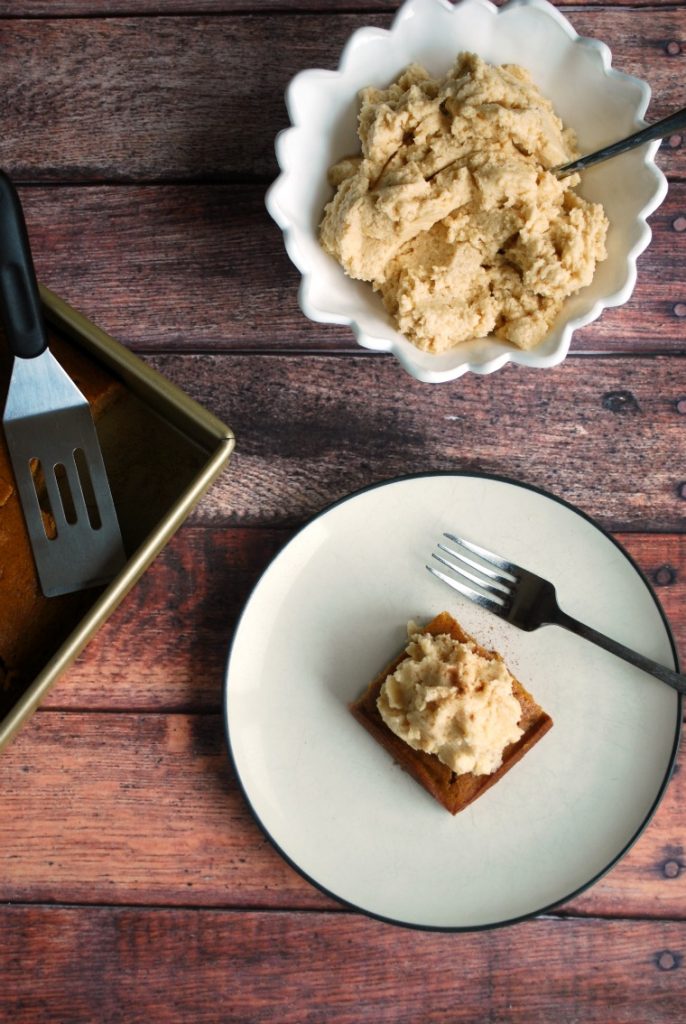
left=0, top=1, right=684, bottom=1020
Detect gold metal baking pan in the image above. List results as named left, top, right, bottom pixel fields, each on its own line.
left=0, top=285, right=235, bottom=751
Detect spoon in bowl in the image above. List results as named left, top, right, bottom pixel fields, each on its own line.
left=553, top=106, right=686, bottom=178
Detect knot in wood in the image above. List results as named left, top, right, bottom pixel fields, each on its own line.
left=673, top=303, right=686, bottom=318
left=663, top=859, right=682, bottom=879
left=655, top=950, right=682, bottom=972
left=602, top=389, right=640, bottom=413
left=654, top=565, right=677, bottom=587
left=665, top=40, right=682, bottom=56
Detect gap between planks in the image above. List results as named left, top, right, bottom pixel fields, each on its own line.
left=125, top=347, right=686, bottom=358
left=0, top=899, right=682, bottom=925
left=0, top=4, right=684, bottom=19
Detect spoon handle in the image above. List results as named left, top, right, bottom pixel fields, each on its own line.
left=554, top=106, right=686, bottom=178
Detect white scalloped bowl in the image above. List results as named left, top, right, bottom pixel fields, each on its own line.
left=266, top=0, right=667, bottom=383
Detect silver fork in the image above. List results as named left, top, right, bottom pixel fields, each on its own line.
left=427, top=533, right=686, bottom=696
left=552, top=105, right=686, bottom=178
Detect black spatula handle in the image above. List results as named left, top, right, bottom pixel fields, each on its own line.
left=0, top=171, right=47, bottom=359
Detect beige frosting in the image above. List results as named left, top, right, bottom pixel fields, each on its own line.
left=377, top=628, right=523, bottom=776
left=319, top=53, right=609, bottom=353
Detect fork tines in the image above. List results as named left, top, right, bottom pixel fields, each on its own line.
left=426, top=533, right=516, bottom=616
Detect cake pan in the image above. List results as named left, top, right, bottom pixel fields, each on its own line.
left=0, top=285, right=235, bottom=751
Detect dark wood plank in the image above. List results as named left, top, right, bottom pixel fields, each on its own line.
left=123, top=353, right=686, bottom=534
left=18, top=183, right=686, bottom=353
left=620, top=534, right=686, bottom=668
left=0, top=711, right=331, bottom=908
left=0, top=710, right=684, bottom=917
left=38, top=529, right=684, bottom=712
left=49, top=527, right=292, bottom=711
left=0, top=907, right=685, bottom=1024
left=0, top=11, right=683, bottom=182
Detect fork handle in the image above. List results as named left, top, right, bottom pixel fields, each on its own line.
left=554, top=609, right=686, bottom=695
left=554, top=107, right=686, bottom=177
left=0, top=171, right=48, bottom=359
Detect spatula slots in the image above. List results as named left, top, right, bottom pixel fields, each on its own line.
left=0, top=171, right=125, bottom=597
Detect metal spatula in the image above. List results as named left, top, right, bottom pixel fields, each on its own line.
left=0, top=171, right=125, bottom=596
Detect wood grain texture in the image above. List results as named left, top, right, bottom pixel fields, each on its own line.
left=17, top=183, right=686, bottom=353
left=0, top=710, right=684, bottom=917
left=1, top=0, right=401, bottom=13
left=0, top=11, right=683, bottom=182
left=34, top=528, right=684, bottom=711
left=0, top=3, right=683, bottom=1020
left=0, top=711, right=331, bottom=908
left=116, top=352, right=686, bottom=533
left=0, top=908, right=685, bottom=1024
left=1, top=0, right=680, bottom=17
left=49, top=527, right=292, bottom=711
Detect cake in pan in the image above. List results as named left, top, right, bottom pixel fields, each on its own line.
left=0, top=332, right=123, bottom=710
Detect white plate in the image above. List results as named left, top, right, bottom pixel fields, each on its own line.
left=225, top=475, right=681, bottom=929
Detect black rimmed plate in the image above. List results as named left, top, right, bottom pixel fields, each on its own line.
left=224, top=474, right=681, bottom=930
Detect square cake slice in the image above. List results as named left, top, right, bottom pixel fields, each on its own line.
left=350, top=611, right=553, bottom=814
